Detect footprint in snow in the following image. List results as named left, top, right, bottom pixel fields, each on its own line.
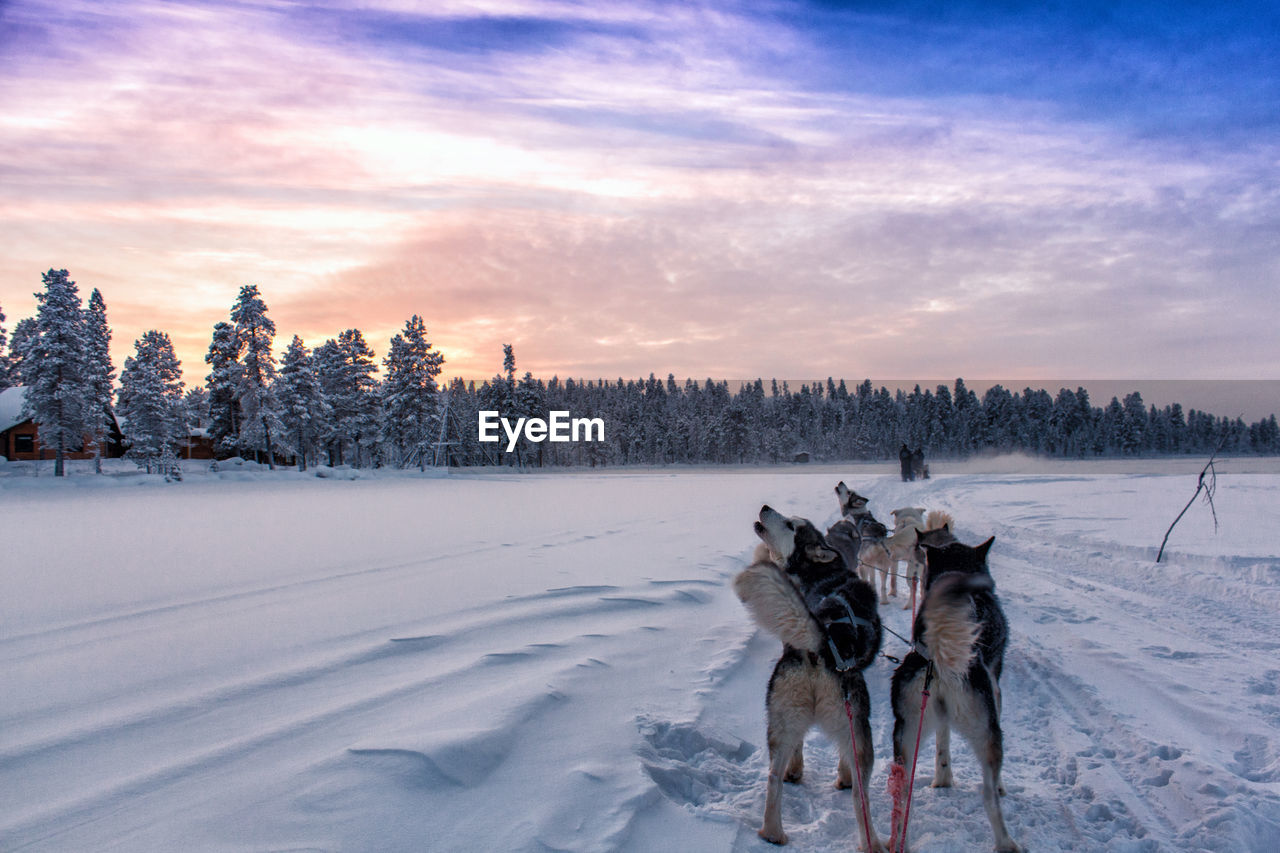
left=1231, top=734, right=1280, bottom=782
left=1143, top=645, right=1200, bottom=661
left=635, top=717, right=757, bottom=809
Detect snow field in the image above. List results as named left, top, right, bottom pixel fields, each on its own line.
left=1, top=461, right=1278, bottom=851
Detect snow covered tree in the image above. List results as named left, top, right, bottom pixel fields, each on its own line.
left=205, top=321, right=241, bottom=456
left=22, top=269, right=90, bottom=476
left=0, top=302, right=8, bottom=390
left=117, top=331, right=185, bottom=474
left=183, top=387, right=209, bottom=429
left=1100, top=396, right=1125, bottom=454
left=278, top=335, right=328, bottom=471
left=229, top=284, right=283, bottom=469
left=8, top=317, right=38, bottom=385
left=1121, top=392, right=1146, bottom=455
left=380, top=315, right=445, bottom=469
left=503, top=343, right=516, bottom=384
left=315, top=329, right=379, bottom=467
left=83, top=288, right=115, bottom=472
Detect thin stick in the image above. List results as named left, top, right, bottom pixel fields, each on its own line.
left=1156, top=430, right=1229, bottom=563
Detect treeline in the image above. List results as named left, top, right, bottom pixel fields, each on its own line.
left=442, top=374, right=1280, bottom=467
left=4, top=271, right=1278, bottom=475
left=3, top=272, right=445, bottom=474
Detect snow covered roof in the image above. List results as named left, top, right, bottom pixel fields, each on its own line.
left=0, top=386, right=30, bottom=433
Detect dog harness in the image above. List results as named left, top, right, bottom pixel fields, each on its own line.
left=821, top=592, right=877, bottom=672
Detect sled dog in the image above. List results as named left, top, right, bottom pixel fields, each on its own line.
left=833, top=483, right=895, bottom=602
left=734, top=506, right=884, bottom=850
left=886, top=508, right=927, bottom=609
left=915, top=510, right=957, bottom=549
left=891, top=507, right=926, bottom=531
left=835, top=480, right=871, bottom=518
left=890, top=536, right=1020, bottom=853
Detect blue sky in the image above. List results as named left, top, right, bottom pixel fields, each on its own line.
left=1, top=0, right=1276, bottom=382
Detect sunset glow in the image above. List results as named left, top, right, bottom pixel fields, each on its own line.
left=2, top=1, right=1277, bottom=383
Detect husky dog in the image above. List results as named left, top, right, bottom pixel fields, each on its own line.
left=924, top=509, right=953, bottom=534
left=835, top=480, right=870, bottom=517
left=827, top=516, right=894, bottom=603
left=899, top=444, right=914, bottom=481
left=890, top=537, right=1020, bottom=853
left=891, top=507, right=926, bottom=531
left=834, top=483, right=895, bottom=602
left=886, top=508, right=927, bottom=609
left=735, top=506, right=884, bottom=850
left=916, top=510, right=957, bottom=549
left=824, top=519, right=867, bottom=585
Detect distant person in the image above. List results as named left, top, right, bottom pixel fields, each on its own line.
left=899, top=443, right=914, bottom=481
left=911, top=447, right=929, bottom=480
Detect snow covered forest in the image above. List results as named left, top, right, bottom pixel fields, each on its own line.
left=4, top=270, right=1279, bottom=474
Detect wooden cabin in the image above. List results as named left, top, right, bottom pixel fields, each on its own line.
left=0, top=386, right=125, bottom=461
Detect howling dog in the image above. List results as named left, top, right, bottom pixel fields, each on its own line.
left=735, top=506, right=885, bottom=850
left=890, top=536, right=1020, bottom=853
left=831, top=482, right=895, bottom=602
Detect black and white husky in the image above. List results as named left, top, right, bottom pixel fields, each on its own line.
left=832, top=482, right=895, bottom=602
left=734, top=505, right=885, bottom=850
left=890, top=536, right=1021, bottom=853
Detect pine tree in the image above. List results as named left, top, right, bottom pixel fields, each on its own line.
left=205, top=321, right=241, bottom=456
left=0, top=302, right=8, bottom=390
left=1121, top=392, right=1146, bottom=455
left=381, top=315, right=445, bottom=470
left=1101, top=397, right=1125, bottom=454
left=8, top=317, right=38, bottom=385
left=315, top=329, right=378, bottom=467
left=117, top=331, right=185, bottom=474
left=22, top=269, right=90, bottom=476
left=183, top=387, right=210, bottom=431
left=503, top=343, right=516, bottom=385
left=481, top=344, right=519, bottom=465
left=229, top=284, right=282, bottom=469
left=83, top=289, right=115, bottom=472
left=278, top=335, right=328, bottom=471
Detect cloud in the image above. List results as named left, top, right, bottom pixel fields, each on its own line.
left=0, top=0, right=1276, bottom=386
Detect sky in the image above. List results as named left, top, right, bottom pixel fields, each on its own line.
left=1, top=0, right=1278, bottom=388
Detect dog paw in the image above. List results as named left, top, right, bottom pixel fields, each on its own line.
left=784, top=769, right=803, bottom=783
left=758, top=826, right=788, bottom=845
left=930, top=777, right=953, bottom=788
left=835, top=776, right=853, bottom=790
left=995, top=842, right=1021, bottom=853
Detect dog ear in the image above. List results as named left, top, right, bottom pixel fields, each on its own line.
left=976, top=536, right=995, bottom=559
left=806, top=544, right=839, bottom=563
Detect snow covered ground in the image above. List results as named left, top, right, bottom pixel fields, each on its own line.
left=2, top=458, right=1279, bottom=852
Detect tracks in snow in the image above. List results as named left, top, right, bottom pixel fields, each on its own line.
left=638, top=474, right=1280, bottom=852
left=0, top=530, right=740, bottom=852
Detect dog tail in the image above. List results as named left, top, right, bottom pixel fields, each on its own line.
left=925, top=509, right=954, bottom=531
left=920, top=573, right=991, bottom=683
left=734, top=558, right=823, bottom=653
